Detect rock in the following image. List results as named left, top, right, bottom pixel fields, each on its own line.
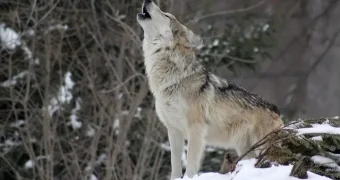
left=219, top=151, right=239, bottom=174
left=289, top=156, right=313, bottom=179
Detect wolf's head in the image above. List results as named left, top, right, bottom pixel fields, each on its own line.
left=137, top=0, right=202, bottom=48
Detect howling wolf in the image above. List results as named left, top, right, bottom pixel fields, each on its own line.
left=137, top=0, right=283, bottom=179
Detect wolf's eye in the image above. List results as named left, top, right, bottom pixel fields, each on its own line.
left=164, top=14, right=170, bottom=18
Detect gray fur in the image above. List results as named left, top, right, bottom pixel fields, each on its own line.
left=137, top=1, right=283, bottom=179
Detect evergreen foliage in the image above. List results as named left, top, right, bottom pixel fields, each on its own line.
left=197, top=16, right=277, bottom=72
left=252, top=117, right=340, bottom=179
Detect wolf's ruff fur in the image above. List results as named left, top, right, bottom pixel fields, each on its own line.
left=137, top=1, right=283, bottom=179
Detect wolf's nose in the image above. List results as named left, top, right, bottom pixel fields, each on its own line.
left=144, top=0, right=152, bottom=4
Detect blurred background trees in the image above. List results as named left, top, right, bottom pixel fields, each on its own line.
left=0, top=0, right=339, bottom=179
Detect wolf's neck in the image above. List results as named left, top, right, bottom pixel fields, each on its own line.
left=144, top=46, right=200, bottom=75
left=143, top=48, right=204, bottom=95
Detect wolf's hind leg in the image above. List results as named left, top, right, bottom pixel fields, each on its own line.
left=235, top=135, right=256, bottom=160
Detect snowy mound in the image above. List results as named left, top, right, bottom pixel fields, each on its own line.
left=176, top=159, right=331, bottom=180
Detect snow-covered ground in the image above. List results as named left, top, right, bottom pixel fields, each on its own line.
left=176, top=159, right=331, bottom=180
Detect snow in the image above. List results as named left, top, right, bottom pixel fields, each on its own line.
left=85, top=153, right=107, bottom=171
left=311, top=136, right=323, bottom=141
left=1, top=71, right=29, bottom=87
left=118, top=14, right=126, bottom=20
left=48, top=72, right=76, bottom=116
left=48, top=98, right=59, bottom=116
left=46, top=24, right=68, bottom=34
left=9, top=120, right=26, bottom=128
left=135, top=107, right=142, bottom=118
left=285, top=121, right=304, bottom=129
left=297, top=123, right=340, bottom=135
left=34, top=58, right=40, bottom=64
left=90, top=174, right=98, bottom=180
left=23, top=29, right=35, bottom=36
left=86, top=126, right=95, bottom=137
left=60, top=72, right=75, bottom=103
left=24, top=160, right=34, bottom=169
left=117, top=93, right=123, bottom=99
left=69, top=98, right=82, bottom=129
left=121, top=108, right=142, bottom=118
left=70, top=115, right=82, bottom=129
left=212, top=39, right=219, bottom=46
left=1, top=139, right=21, bottom=147
left=96, top=153, right=107, bottom=164
left=176, top=159, right=331, bottom=180
left=0, top=23, right=37, bottom=65
left=0, top=138, right=36, bottom=149
left=0, top=23, right=21, bottom=49
left=312, top=155, right=340, bottom=170
left=22, top=45, right=33, bottom=59
left=262, top=24, right=270, bottom=32
left=113, top=119, right=120, bottom=135
left=24, top=156, right=50, bottom=169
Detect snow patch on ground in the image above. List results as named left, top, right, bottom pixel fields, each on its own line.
left=176, top=159, right=331, bottom=180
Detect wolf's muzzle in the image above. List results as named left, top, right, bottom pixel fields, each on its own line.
left=137, top=0, right=152, bottom=20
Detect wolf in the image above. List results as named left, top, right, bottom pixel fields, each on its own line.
left=137, top=0, right=283, bottom=179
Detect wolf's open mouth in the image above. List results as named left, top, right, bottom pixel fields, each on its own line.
left=138, top=5, right=151, bottom=19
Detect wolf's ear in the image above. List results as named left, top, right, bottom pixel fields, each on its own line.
left=185, top=30, right=203, bottom=48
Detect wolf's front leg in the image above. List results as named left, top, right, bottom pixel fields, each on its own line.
left=168, top=127, right=185, bottom=180
left=185, top=125, right=206, bottom=178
